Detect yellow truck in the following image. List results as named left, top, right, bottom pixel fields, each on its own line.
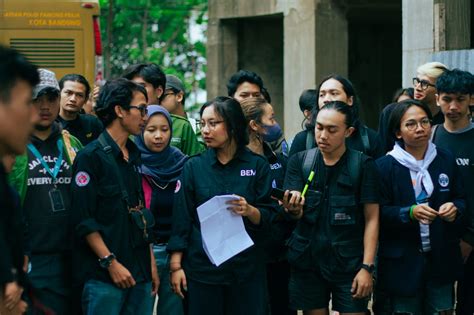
left=0, top=0, right=102, bottom=86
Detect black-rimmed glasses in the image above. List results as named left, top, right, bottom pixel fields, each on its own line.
left=413, top=77, right=436, bottom=91
left=129, top=105, right=148, bottom=117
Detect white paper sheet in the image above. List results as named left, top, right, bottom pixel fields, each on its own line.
left=197, top=194, right=254, bottom=266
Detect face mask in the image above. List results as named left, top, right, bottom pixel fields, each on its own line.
left=260, top=123, right=283, bottom=142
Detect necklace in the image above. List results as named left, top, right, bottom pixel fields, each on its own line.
left=148, top=177, right=170, bottom=190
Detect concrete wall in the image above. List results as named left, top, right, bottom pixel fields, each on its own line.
left=207, top=0, right=322, bottom=139
left=238, top=17, right=284, bottom=127
left=282, top=1, right=317, bottom=138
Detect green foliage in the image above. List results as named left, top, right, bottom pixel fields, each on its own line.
left=99, top=0, right=207, bottom=108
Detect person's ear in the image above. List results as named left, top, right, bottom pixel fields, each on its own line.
left=345, top=126, right=355, bottom=138
left=176, top=91, right=184, bottom=103
left=115, top=105, right=124, bottom=118
left=346, top=96, right=354, bottom=106
left=396, top=130, right=402, bottom=139
left=249, top=120, right=259, bottom=133
left=435, top=93, right=440, bottom=107
left=155, top=86, right=164, bottom=99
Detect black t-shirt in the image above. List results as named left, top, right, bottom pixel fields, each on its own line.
left=146, top=177, right=177, bottom=244
left=57, top=114, right=103, bottom=146
left=433, top=124, right=474, bottom=245
left=24, top=128, right=73, bottom=254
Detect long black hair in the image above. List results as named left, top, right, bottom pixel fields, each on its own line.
left=317, top=74, right=361, bottom=124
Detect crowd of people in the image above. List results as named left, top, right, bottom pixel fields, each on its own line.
left=0, top=43, right=473, bottom=315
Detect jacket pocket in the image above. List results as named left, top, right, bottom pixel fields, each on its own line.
left=302, top=190, right=322, bottom=224
left=329, top=195, right=357, bottom=226
left=286, top=232, right=313, bottom=270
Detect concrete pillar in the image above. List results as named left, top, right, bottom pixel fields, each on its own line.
left=206, top=18, right=238, bottom=98
left=402, top=0, right=434, bottom=86
left=281, top=0, right=318, bottom=140
left=314, top=0, right=348, bottom=82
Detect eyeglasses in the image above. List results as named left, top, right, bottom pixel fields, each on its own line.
left=128, top=105, right=148, bottom=117
left=199, top=120, right=224, bottom=130
left=412, top=77, right=436, bottom=91
left=404, top=117, right=431, bottom=131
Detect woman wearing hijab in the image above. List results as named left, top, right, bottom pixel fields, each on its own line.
left=374, top=99, right=465, bottom=314
left=135, top=105, right=188, bottom=315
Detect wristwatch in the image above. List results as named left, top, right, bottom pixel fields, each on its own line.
left=99, top=253, right=116, bottom=269
left=360, top=263, right=375, bottom=274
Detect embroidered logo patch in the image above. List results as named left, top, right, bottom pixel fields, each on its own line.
left=75, top=171, right=90, bottom=187
left=271, top=179, right=277, bottom=188
left=174, top=179, right=181, bottom=193
left=438, top=173, right=449, bottom=188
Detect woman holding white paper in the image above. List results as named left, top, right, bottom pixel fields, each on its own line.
left=167, top=96, right=274, bottom=315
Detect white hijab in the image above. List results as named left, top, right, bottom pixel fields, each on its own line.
left=388, top=142, right=437, bottom=197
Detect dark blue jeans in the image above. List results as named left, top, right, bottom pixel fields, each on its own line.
left=153, top=244, right=184, bottom=315
left=82, top=279, right=153, bottom=315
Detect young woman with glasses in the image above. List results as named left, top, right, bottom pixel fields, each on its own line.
left=167, top=96, right=275, bottom=315
left=374, top=99, right=465, bottom=314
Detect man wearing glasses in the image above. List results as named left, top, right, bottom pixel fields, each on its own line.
left=412, top=61, right=448, bottom=125
left=378, top=62, right=448, bottom=153
left=71, top=79, right=158, bottom=314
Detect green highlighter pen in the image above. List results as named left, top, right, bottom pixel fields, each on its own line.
left=301, top=170, right=315, bottom=197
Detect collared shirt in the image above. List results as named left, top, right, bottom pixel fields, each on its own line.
left=167, top=147, right=274, bottom=284
left=57, top=114, right=103, bottom=146
left=71, top=130, right=150, bottom=284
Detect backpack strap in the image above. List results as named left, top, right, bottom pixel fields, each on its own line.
left=359, top=125, right=370, bottom=154
left=305, top=130, right=315, bottom=150
left=302, top=147, right=319, bottom=182
left=347, top=149, right=363, bottom=189
left=62, top=130, right=77, bottom=164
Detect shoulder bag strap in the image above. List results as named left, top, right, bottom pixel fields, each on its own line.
left=98, top=134, right=130, bottom=206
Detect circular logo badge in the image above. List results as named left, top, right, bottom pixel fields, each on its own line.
left=75, top=171, right=90, bottom=187
left=438, top=173, right=449, bottom=188
left=174, top=179, right=181, bottom=193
